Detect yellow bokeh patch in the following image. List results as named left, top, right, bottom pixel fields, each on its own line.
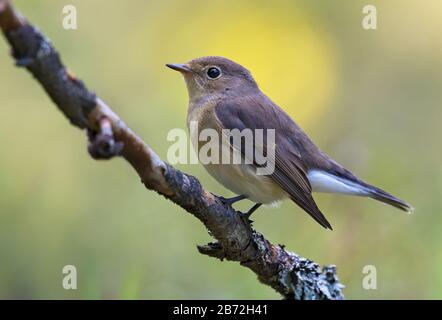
left=141, top=0, right=336, bottom=127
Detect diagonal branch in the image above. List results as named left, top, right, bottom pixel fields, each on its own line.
left=0, top=0, right=344, bottom=300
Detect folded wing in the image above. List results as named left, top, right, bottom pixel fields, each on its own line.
left=214, top=94, right=332, bottom=229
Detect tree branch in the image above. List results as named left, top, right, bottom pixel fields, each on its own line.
left=0, top=0, right=344, bottom=300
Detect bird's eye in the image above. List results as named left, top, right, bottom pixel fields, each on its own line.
left=207, top=67, right=221, bottom=79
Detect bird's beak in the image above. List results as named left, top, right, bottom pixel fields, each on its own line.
left=166, top=63, right=193, bottom=74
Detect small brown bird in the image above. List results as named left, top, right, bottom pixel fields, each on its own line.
left=167, top=56, right=413, bottom=229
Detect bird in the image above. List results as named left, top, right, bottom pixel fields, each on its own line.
left=166, top=56, right=413, bottom=230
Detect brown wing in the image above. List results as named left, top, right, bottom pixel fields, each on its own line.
left=214, top=94, right=332, bottom=230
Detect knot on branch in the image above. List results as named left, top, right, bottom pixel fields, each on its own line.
left=88, top=117, right=124, bottom=159
left=197, top=242, right=225, bottom=260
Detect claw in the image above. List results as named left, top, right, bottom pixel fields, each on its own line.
left=240, top=203, right=262, bottom=221
left=218, top=195, right=247, bottom=206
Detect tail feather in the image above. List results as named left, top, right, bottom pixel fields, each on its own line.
left=366, top=185, right=414, bottom=213
left=308, top=168, right=414, bottom=213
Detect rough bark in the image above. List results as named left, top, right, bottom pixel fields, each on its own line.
left=0, top=0, right=344, bottom=299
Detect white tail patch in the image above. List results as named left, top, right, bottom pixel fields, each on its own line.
left=307, top=170, right=368, bottom=196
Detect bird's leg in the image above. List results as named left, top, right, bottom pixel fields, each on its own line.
left=218, top=194, right=247, bottom=206
left=218, top=195, right=261, bottom=222
left=240, top=203, right=262, bottom=220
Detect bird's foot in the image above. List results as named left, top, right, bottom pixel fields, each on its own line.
left=218, top=194, right=247, bottom=206
left=239, top=203, right=262, bottom=222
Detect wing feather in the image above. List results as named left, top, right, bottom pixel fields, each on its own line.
left=214, top=94, right=332, bottom=229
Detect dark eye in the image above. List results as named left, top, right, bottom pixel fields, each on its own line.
left=207, top=67, right=221, bottom=79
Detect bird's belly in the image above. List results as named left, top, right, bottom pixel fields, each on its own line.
left=203, top=163, right=286, bottom=204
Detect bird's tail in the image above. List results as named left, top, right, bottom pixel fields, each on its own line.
left=364, top=184, right=414, bottom=213
left=308, top=168, right=414, bottom=213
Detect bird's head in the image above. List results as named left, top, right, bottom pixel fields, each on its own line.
left=167, top=56, right=259, bottom=103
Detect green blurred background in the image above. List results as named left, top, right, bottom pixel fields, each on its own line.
left=0, top=0, right=441, bottom=299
